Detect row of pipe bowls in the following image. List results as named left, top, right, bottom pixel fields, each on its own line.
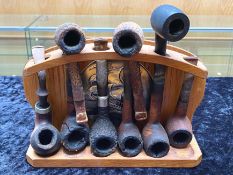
left=30, top=4, right=193, bottom=158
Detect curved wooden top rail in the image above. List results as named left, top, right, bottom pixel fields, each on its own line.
left=23, top=39, right=208, bottom=78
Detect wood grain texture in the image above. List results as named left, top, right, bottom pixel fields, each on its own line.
left=23, top=39, right=207, bottom=129
left=23, top=65, right=67, bottom=129
left=23, top=42, right=208, bottom=78
left=26, top=136, right=202, bottom=167
left=187, top=76, right=206, bottom=120
left=0, top=0, right=233, bottom=15
left=161, top=68, right=185, bottom=123
left=23, top=73, right=38, bottom=107
left=46, top=65, right=67, bottom=128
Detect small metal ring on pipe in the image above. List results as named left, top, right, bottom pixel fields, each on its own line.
left=35, top=101, right=51, bottom=114
left=98, top=96, right=108, bottom=108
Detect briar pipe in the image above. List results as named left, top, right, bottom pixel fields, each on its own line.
left=149, top=5, right=191, bottom=149
left=55, top=24, right=89, bottom=152
left=165, top=58, right=198, bottom=148
left=118, top=61, right=143, bottom=157
left=60, top=63, right=89, bottom=152
left=55, top=23, right=86, bottom=54
left=113, top=22, right=147, bottom=121
left=89, top=58, right=117, bottom=157
left=150, top=4, right=190, bottom=55
left=30, top=70, right=61, bottom=156
left=142, top=65, right=169, bottom=158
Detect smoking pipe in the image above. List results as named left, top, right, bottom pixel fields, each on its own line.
left=142, top=4, right=190, bottom=157
left=149, top=5, right=191, bottom=149
left=150, top=4, right=190, bottom=55
left=60, top=63, right=89, bottom=152
left=118, top=61, right=143, bottom=157
left=142, top=65, right=170, bottom=158
left=30, top=46, right=61, bottom=156
left=55, top=23, right=86, bottom=54
left=165, top=58, right=197, bottom=148
left=113, top=22, right=147, bottom=121
left=55, top=23, right=89, bottom=152
left=89, top=40, right=117, bottom=157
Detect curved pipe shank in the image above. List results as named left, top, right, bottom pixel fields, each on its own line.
left=113, top=22, right=147, bottom=121
left=142, top=64, right=170, bottom=158
left=67, top=63, right=88, bottom=123
left=60, top=65, right=89, bottom=152
left=118, top=62, right=143, bottom=157
left=165, top=72, right=195, bottom=148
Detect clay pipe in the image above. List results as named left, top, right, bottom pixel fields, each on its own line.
left=142, top=65, right=170, bottom=158
left=55, top=23, right=89, bottom=152
left=165, top=57, right=198, bottom=148
left=30, top=47, right=61, bottom=156
left=118, top=61, right=143, bottom=157
left=112, top=22, right=147, bottom=121
left=89, top=49, right=117, bottom=156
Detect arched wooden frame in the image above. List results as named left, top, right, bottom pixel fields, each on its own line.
left=23, top=39, right=207, bottom=129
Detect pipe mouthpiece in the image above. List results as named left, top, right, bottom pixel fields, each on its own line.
left=150, top=4, right=190, bottom=42
left=61, top=116, right=89, bottom=152
left=55, top=23, right=86, bottom=54
left=30, top=123, right=61, bottom=156
left=113, top=22, right=144, bottom=57
left=32, top=45, right=45, bottom=64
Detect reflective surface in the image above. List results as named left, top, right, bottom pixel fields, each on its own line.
left=0, top=15, right=233, bottom=76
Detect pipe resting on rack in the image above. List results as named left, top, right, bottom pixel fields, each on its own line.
left=113, top=22, right=147, bottom=121
left=118, top=61, right=143, bottom=157
left=30, top=46, right=61, bottom=157
left=89, top=39, right=117, bottom=157
left=55, top=23, right=89, bottom=152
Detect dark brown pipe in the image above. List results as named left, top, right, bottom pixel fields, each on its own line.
left=118, top=61, right=143, bottom=157
left=142, top=65, right=170, bottom=158
left=150, top=4, right=190, bottom=55
left=113, top=22, right=147, bottom=121
left=61, top=63, right=89, bottom=152
left=165, top=58, right=198, bottom=148
left=89, top=40, right=117, bottom=157
left=149, top=5, right=191, bottom=149
left=55, top=23, right=86, bottom=54
left=56, top=26, right=89, bottom=152
left=30, top=70, right=61, bottom=156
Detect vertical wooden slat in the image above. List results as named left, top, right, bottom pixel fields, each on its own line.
left=23, top=73, right=38, bottom=107
left=47, top=65, right=67, bottom=129
left=161, top=67, right=185, bottom=123
left=187, top=76, right=206, bottom=120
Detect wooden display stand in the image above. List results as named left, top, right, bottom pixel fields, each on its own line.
left=23, top=39, right=207, bottom=168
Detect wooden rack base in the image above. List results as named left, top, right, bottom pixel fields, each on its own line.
left=26, top=135, right=202, bottom=168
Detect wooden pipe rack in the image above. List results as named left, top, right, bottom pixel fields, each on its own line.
left=23, top=39, right=207, bottom=167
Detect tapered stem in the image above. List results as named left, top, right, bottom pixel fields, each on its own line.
left=67, top=63, right=88, bottom=123
left=122, top=61, right=133, bottom=123
left=128, top=61, right=147, bottom=121
left=148, top=64, right=165, bottom=123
